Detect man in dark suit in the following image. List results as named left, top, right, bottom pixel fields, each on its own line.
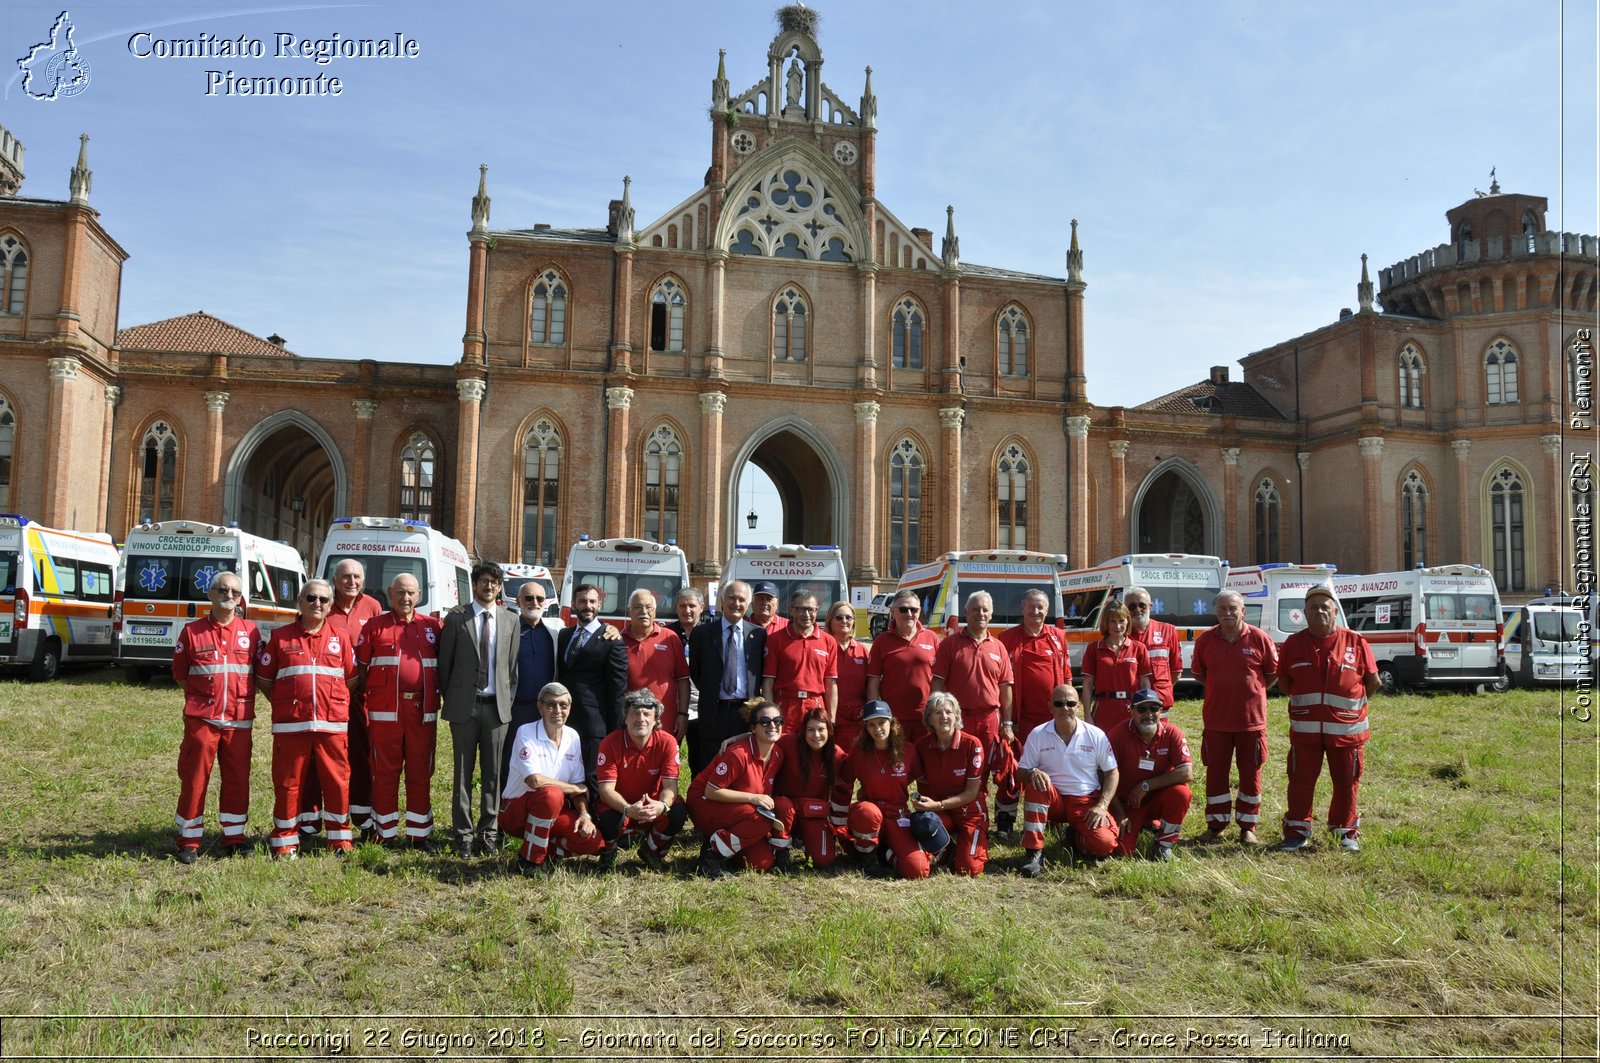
left=556, top=583, right=629, bottom=794
left=687, top=580, right=767, bottom=778
left=438, top=562, right=518, bottom=858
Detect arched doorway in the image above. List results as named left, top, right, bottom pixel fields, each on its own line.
left=1132, top=461, right=1220, bottom=556
left=728, top=419, right=847, bottom=553
left=224, top=413, right=347, bottom=564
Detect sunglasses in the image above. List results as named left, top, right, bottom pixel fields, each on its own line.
left=1053, top=699, right=1080, bottom=708
left=522, top=597, right=546, bottom=605
left=754, top=717, right=784, bottom=728
left=301, top=595, right=331, bottom=604
left=212, top=587, right=242, bottom=598
left=1127, top=603, right=1150, bottom=611
left=896, top=606, right=919, bottom=614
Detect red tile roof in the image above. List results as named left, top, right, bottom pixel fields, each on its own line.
left=117, top=311, right=297, bottom=358
left=1136, top=379, right=1286, bottom=420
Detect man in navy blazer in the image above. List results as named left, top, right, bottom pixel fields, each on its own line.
left=556, top=583, right=629, bottom=794
left=687, top=580, right=767, bottom=778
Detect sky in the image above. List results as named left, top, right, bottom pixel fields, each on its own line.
left=3, top=1, right=1596, bottom=531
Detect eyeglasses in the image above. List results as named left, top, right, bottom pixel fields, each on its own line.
left=522, top=597, right=546, bottom=605
left=895, top=606, right=919, bottom=614
left=792, top=607, right=818, bottom=614
left=1053, top=699, right=1080, bottom=708
left=212, top=587, right=242, bottom=598
left=1127, top=603, right=1150, bottom=611
left=302, top=595, right=331, bottom=604
left=754, top=717, right=784, bottom=728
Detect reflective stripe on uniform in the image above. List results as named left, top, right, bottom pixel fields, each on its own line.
left=188, top=663, right=255, bottom=676
left=367, top=711, right=399, bottom=722
left=275, top=665, right=348, bottom=680
left=271, top=720, right=349, bottom=733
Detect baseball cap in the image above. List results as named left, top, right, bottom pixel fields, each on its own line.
left=752, top=581, right=779, bottom=598
left=1304, top=582, right=1337, bottom=606
left=861, top=700, right=892, bottom=722
left=1132, top=688, right=1163, bottom=711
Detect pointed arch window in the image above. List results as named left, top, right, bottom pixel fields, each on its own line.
left=774, top=288, right=807, bottom=362
left=649, top=279, right=686, bottom=353
left=891, top=298, right=924, bottom=371
left=521, top=419, right=562, bottom=565
left=0, top=396, right=13, bottom=510
left=1489, top=466, right=1526, bottom=592
left=398, top=432, right=435, bottom=523
left=727, top=165, right=857, bottom=262
left=1254, top=479, right=1282, bottom=564
left=138, top=421, right=179, bottom=523
left=530, top=270, right=568, bottom=345
left=1398, top=344, right=1424, bottom=409
left=643, top=425, right=682, bottom=544
left=997, top=444, right=1030, bottom=550
left=888, top=438, right=923, bottom=579
left=1485, top=339, right=1519, bottom=405
left=1401, top=470, right=1427, bottom=570
left=998, top=306, right=1029, bottom=376
left=0, top=235, right=27, bottom=316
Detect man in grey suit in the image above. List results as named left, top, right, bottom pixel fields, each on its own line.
left=687, top=580, right=767, bottom=777
left=438, top=561, right=518, bottom=858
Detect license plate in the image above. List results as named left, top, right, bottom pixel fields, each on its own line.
left=129, top=623, right=168, bottom=635
left=1431, top=647, right=1458, bottom=659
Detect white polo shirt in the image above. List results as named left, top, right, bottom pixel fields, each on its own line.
left=1018, top=719, right=1116, bottom=797
left=502, top=721, right=585, bottom=800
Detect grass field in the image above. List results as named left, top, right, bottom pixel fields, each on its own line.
left=0, top=669, right=1594, bottom=1060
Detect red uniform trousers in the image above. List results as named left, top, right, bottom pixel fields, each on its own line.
left=777, top=694, right=826, bottom=734
left=846, top=800, right=932, bottom=879
left=271, top=732, right=353, bottom=855
left=296, top=701, right=369, bottom=843
left=1115, top=783, right=1191, bottom=855
left=367, top=699, right=437, bottom=842
left=774, top=796, right=843, bottom=867
left=964, top=708, right=1005, bottom=805
left=1200, top=729, right=1266, bottom=830
left=688, top=796, right=790, bottom=871
left=927, top=807, right=989, bottom=876
left=1021, top=780, right=1120, bottom=856
left=174, top=718, right=252, bottom=851
left=1284, top=738, right=1364, bottom=840
left=499, top=785, right=606, bottom=865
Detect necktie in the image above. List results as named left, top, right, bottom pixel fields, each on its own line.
left=567, top=625, right=591, bottom=666
left=720, top=623, right=741, bottom=699
left=476, top=610, right=490, bottom=692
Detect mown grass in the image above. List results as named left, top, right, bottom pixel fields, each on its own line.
left=0, top=669, right=1593, bottom=1059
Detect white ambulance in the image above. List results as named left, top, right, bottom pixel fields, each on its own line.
left=316, top=516, right=471, bottom=619
left=117, top=520, right=305, bottom=677
left=894, top=550, right=1069, bottom=634
left=1225, top=563, right=1346, bottom=648
left=560, top=536, right=690, bottom=627
left=1057, top=553, right=1229, bottom=677
left=723, top=544, right=849, bottom=616
left=0, top=514, right=119, bottom=681
left=1335, top=564, right=1502, bottom=692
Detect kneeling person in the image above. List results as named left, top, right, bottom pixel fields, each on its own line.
left=910, top=691, right=989, bottom=876
left=499, top=683, right=605, bottom=874
left=594, top=690, right=689, bottom=871
left=1018, top=683, right=1120, bottom=876
left=1108, top=689, right=1192, bottom=860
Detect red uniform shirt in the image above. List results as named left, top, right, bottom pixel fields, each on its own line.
left=1108, top=717, right=1192, bottom=803
left=932, top=630, right=1014, bottom=717
left=172, top=614, right=260, bottom=724
left=1128, top=619, right=1180, bottom=708
left=1278, top=627, right=1376, bottom=746
left=912, top=730, right=986, bottom=809
left=688, top=734, right=785, bottom=802
left=997, top=624, right=1072, bottom=734
left=623, top=623, right=690, bottom=718
left=1081, top=637, right=1152, bottom=699
left=595, top=727, right=682, bottom=801
left=843, top=742, right=922, bottom=806
left=762, top=623, right=839, bottom=698
left=329, top=593, right=384, bottom=639
left=355, top=612, right=443, bottom=718
left=774, top=732, right=848, bottom=801
left=832, top=637, right=871, bottom=723
left=1191, top=623, right=1279, bottom=731
left=867, top=625, right=941, bottom=721
left=256, top=620, right=356, bottom=732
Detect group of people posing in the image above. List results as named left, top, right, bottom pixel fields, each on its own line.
left=172, top=561, right=1377, bottom=878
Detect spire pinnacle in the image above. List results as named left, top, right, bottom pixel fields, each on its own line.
left=616, top=175, right=635, bottom=245
left=712, top=48, right=730, bottom=110
left=1066, top=218, right=1084, bottom=284
left=1488, top=166, right=1500, bottom=195
left=470, top=163, right=490, bottom=233
left=860, top=65, right=877, bottom=129
left=1357, top=252, right=1374, bottom=313
left=68, top=133, right=91, bottom=206
left=941, top=205, right=959, bottom=268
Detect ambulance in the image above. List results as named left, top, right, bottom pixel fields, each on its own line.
left=1057, top=554, right=1229, bottom=678
left=559, top=536, right=690, bottom=627
left=0, top=514, right=118, bottom=681
left=893, top=550, right=1069, bottom=634
left=1335, top=564, right=1502, bottom=692
left=723, top=544, right=849, bottom=616
left=116, top=520, right=305, bottom=677
left=499, top=563, right=558, bottom=610
left=1225, top=563, right=1346, bottom=648
left=316, top=516, right=471, bottom=619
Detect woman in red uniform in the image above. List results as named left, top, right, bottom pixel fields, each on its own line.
left=843, top=701, right=931, bottom=879
left=687, top=701, right=790, bottom=878
left=910, top=691, right=988, bottom=876
left=1080, top=601, right=1153, bottom=733
left=826, top=601, right=871, bottom=752
left=773, top=707, right=849, bottom=868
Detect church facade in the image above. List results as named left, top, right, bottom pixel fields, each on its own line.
left=0, top=9, right=1592, bottom=599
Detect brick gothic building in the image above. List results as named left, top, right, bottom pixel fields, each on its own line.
left=0, top=11, right=1593, bottom=597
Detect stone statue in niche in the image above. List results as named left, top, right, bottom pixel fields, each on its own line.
left=785, top=58, right=803, bottom=111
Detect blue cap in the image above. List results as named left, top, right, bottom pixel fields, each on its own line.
left=1132, top=688, right=1163, bottom=710
left=861, top=700, right=892, bottom=722
left=752, top=581, right=780, bottom=598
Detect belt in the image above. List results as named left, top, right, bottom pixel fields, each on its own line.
left=1102, top=691, right=1130, bottom=699
left=785, top=690, right=818, bottom=700
left=476, top=693, right=498, bottom=703
left=400, top=691, right=420, bottom=701
left=718, top=698, right=748, bottom=707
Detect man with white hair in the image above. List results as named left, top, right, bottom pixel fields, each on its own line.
left=1274, top=582, right=1378, bottom=853
left=1108, top=689, right=1192, bottom=860
left=1190, top=589, right=1278, bottom=845
left=1123, top=586, right=1178, bottom=714
left=931, top=589, right=1014, bottom=770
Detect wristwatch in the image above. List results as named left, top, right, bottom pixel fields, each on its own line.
left=1139, top=781, right=1150, bottom=792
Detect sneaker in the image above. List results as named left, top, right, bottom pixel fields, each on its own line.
left=639, top=848, right=667, bottom=872
left=517, top=856, right=550, bottom=878
left=175, top=848, right=198, bottom=865
left=1154, top=843, right=1177, bottom=862
left=994, top=813, right=1016, bottom=844
left=598, top=846, right=618, bottom=873
left=1194, top=828, right=1228, bottom=845
left=1276, top=835, right=1313, bottom=853
left=409, top=837, right=440, bottom=855
left=271, top=849, right=298, bottom=862
left=329, top=847, right=351, bottom=858
left=1019, top=849, right=1045, bottom=878
left=1239, top=828, right=1262, bottom=847
left=697, top=851, right=733, bottom=880
left=1339, top=835, right=1362, bottom=853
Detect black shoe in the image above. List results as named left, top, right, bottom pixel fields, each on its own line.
left=994, top=813, right=1016, bottom=844
left=410, top=837, right=440, bottom=855
left=329, top=847, right=350, bottom=859
left=175, top=848, right=198, bottom=865
left=598, top=846, right=618, bottom=873
left=771, top=846, right=792, bottom=874
left=478, top=833, right=500, bottom=854
left=1019, top=849, right=1045, bottom=878
left=517, top=856, right=551, bottom=878
left=223, top=844, right=248, bottom=858
left=697, top=851, right=733, bottom=880
left=456, top=837, right=475, bottom=859
left=640, top=847, right=667, bottom=872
